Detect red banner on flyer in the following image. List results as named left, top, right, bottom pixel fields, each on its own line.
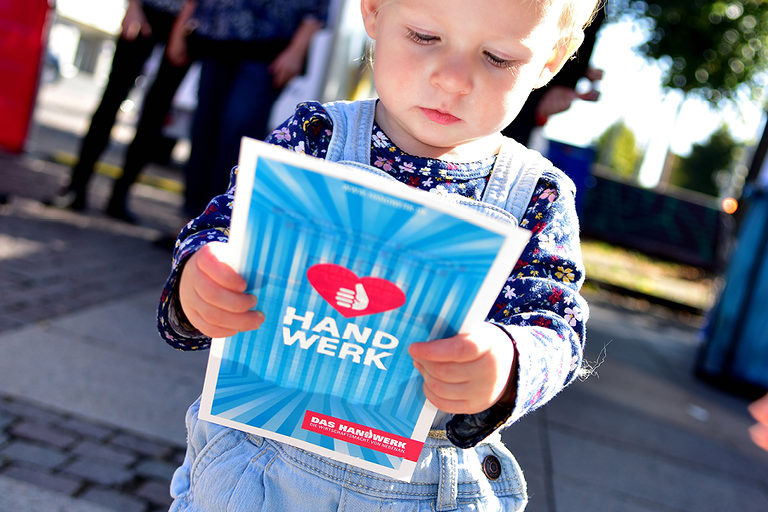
left=302, top=411, right=424, bottom=462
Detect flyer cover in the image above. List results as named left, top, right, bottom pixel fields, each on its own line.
left=199, top=138, right=531, bottom=481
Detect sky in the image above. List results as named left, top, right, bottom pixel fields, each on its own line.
left=541, top=18, right=767, bottom=187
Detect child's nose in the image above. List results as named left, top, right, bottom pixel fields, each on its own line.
left=430, top=54, right=473, bottom=95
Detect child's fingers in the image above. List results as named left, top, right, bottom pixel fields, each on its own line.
left=750, top=424, right=768, bottom=452
left=420, top=381, right=484, bottom=414
left=423, top=395, right=471, bottom=414
left=179, top=242, right=263, bottom=337
left=196, top=242, right=248, bottom=292
left=415, top=357, right=500, bottom=414
left=185, top=303, right=265, bottom=339
left=410, top=324, right=515, bottom=414
left=409, top=335, right=486, bottom=363
left=421, top=372, right=472, bottom=401
left=414, top=357, right=486, bottom=385
left=194, top=271, right=258, bottom=313
left=749, top=394, right=768, bottom=423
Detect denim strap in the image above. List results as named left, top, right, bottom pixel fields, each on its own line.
left=324, top=99, right=377, bottom=164
left=482, top=137, right=548, bottom=224
left=437, top=446, right=458, bottom=510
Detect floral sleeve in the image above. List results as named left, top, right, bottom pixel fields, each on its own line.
left=156, top=178, right=236, bottom=351
left=157, top=102, right=334, bottom=350
left=447, top=170, right=588, bottom=447
left=266, top=101, right=333, bottom=157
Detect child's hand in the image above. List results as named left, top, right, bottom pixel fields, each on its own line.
left=178, top=242, right=265, bottom=338
left=749, top=394, right=768, bottom=452
left=409, top=323, right=516, bottom=414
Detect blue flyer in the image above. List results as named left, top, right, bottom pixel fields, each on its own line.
left=199, top=138, right=530, bottom=481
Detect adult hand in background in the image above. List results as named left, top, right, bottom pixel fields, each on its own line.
left=269, top=17, right=324, bottom=89
left=269, top=45, right=306, bottom=89
left=165, top=0, right=197, bottom=66
left=121, top=0, right=151, bottom=41
left=535, top=67, right=603, bottom=120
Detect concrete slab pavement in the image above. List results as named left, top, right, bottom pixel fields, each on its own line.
left=0, top=290, right=207, bottom=446
left=502, top=297, right=768, bottom=512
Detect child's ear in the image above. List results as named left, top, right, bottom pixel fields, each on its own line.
left=360, top=0, right=381, bottom=39
left=534, top=31, right=584, bottom=89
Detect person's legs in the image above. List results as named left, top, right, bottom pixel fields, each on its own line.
left=60, top=35, right=155, bottom=210
left=210, top=59, right=280, bottom=189
left=107, top=54, right=190, bottom=222
left=181, top=59, right=279, bottom=219
left=182, top=58, right=236, bottom=218
left=183, top=58, right=279, bottom=219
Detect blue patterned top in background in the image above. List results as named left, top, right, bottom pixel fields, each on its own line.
left=142, top=0, right=187, bottom=15
left=190, top=0, right=329, bottom=42
left=158, top=101, right=589, bottom=447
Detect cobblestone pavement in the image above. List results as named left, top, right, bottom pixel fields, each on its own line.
left=0, top=394, right=185, bottom=512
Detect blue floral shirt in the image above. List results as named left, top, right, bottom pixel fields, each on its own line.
left=158, top=101, right=589, bottom=447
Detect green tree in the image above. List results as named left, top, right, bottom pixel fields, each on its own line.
left=614, top=0, right=768, bottom=103
left=670, top=125, right=742, bottom=196
left=596, top=121, right=642, bottom=179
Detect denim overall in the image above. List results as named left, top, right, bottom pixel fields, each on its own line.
left=169, top=99, right=550, bottom=511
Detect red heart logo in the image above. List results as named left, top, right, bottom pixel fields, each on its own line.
left=306, top=264, right=406, bottom=318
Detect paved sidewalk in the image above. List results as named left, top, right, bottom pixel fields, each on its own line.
left=2, top=147, right=768, bottom=511
left=0, top=149, right=203, bottom=511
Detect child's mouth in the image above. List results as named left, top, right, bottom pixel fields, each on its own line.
left=420, top=107, right=461, bottom=125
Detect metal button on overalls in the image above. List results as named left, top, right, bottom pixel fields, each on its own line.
left=482, top=455, right=502, bottom=480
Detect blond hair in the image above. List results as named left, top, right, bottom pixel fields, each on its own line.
left=533, top=0, right=602, bottom=66
left=558, top=0, right=604, bottom=38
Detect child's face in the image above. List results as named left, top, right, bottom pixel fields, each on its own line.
left=362, top=0, right=577, bottom=160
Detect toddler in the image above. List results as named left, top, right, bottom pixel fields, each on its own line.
left=158, top=0, right=601, bottom=510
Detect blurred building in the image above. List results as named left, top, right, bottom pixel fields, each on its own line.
left=47, top=0, right=124, bottom=80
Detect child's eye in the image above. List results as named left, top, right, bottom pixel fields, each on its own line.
left=484, top=51, right=514, bottom=69
left=407, top=29, right=439, bottom=44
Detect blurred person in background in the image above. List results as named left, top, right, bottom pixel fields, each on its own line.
left=47, top=0, right=191, bottom=223
left=165, top=0, right=329, bottom=220
left=502, top=3, right=605, bottom=146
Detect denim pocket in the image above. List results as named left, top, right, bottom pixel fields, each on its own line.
left=186, top=428, right=264, bottom=511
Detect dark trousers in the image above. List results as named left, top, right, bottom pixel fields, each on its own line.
left=183, top=57, right=279, bottom=217
left=67, top=5, right=189, bottom=208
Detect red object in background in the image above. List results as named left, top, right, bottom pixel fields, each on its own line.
left=0, top=0, right=53, bottom=153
